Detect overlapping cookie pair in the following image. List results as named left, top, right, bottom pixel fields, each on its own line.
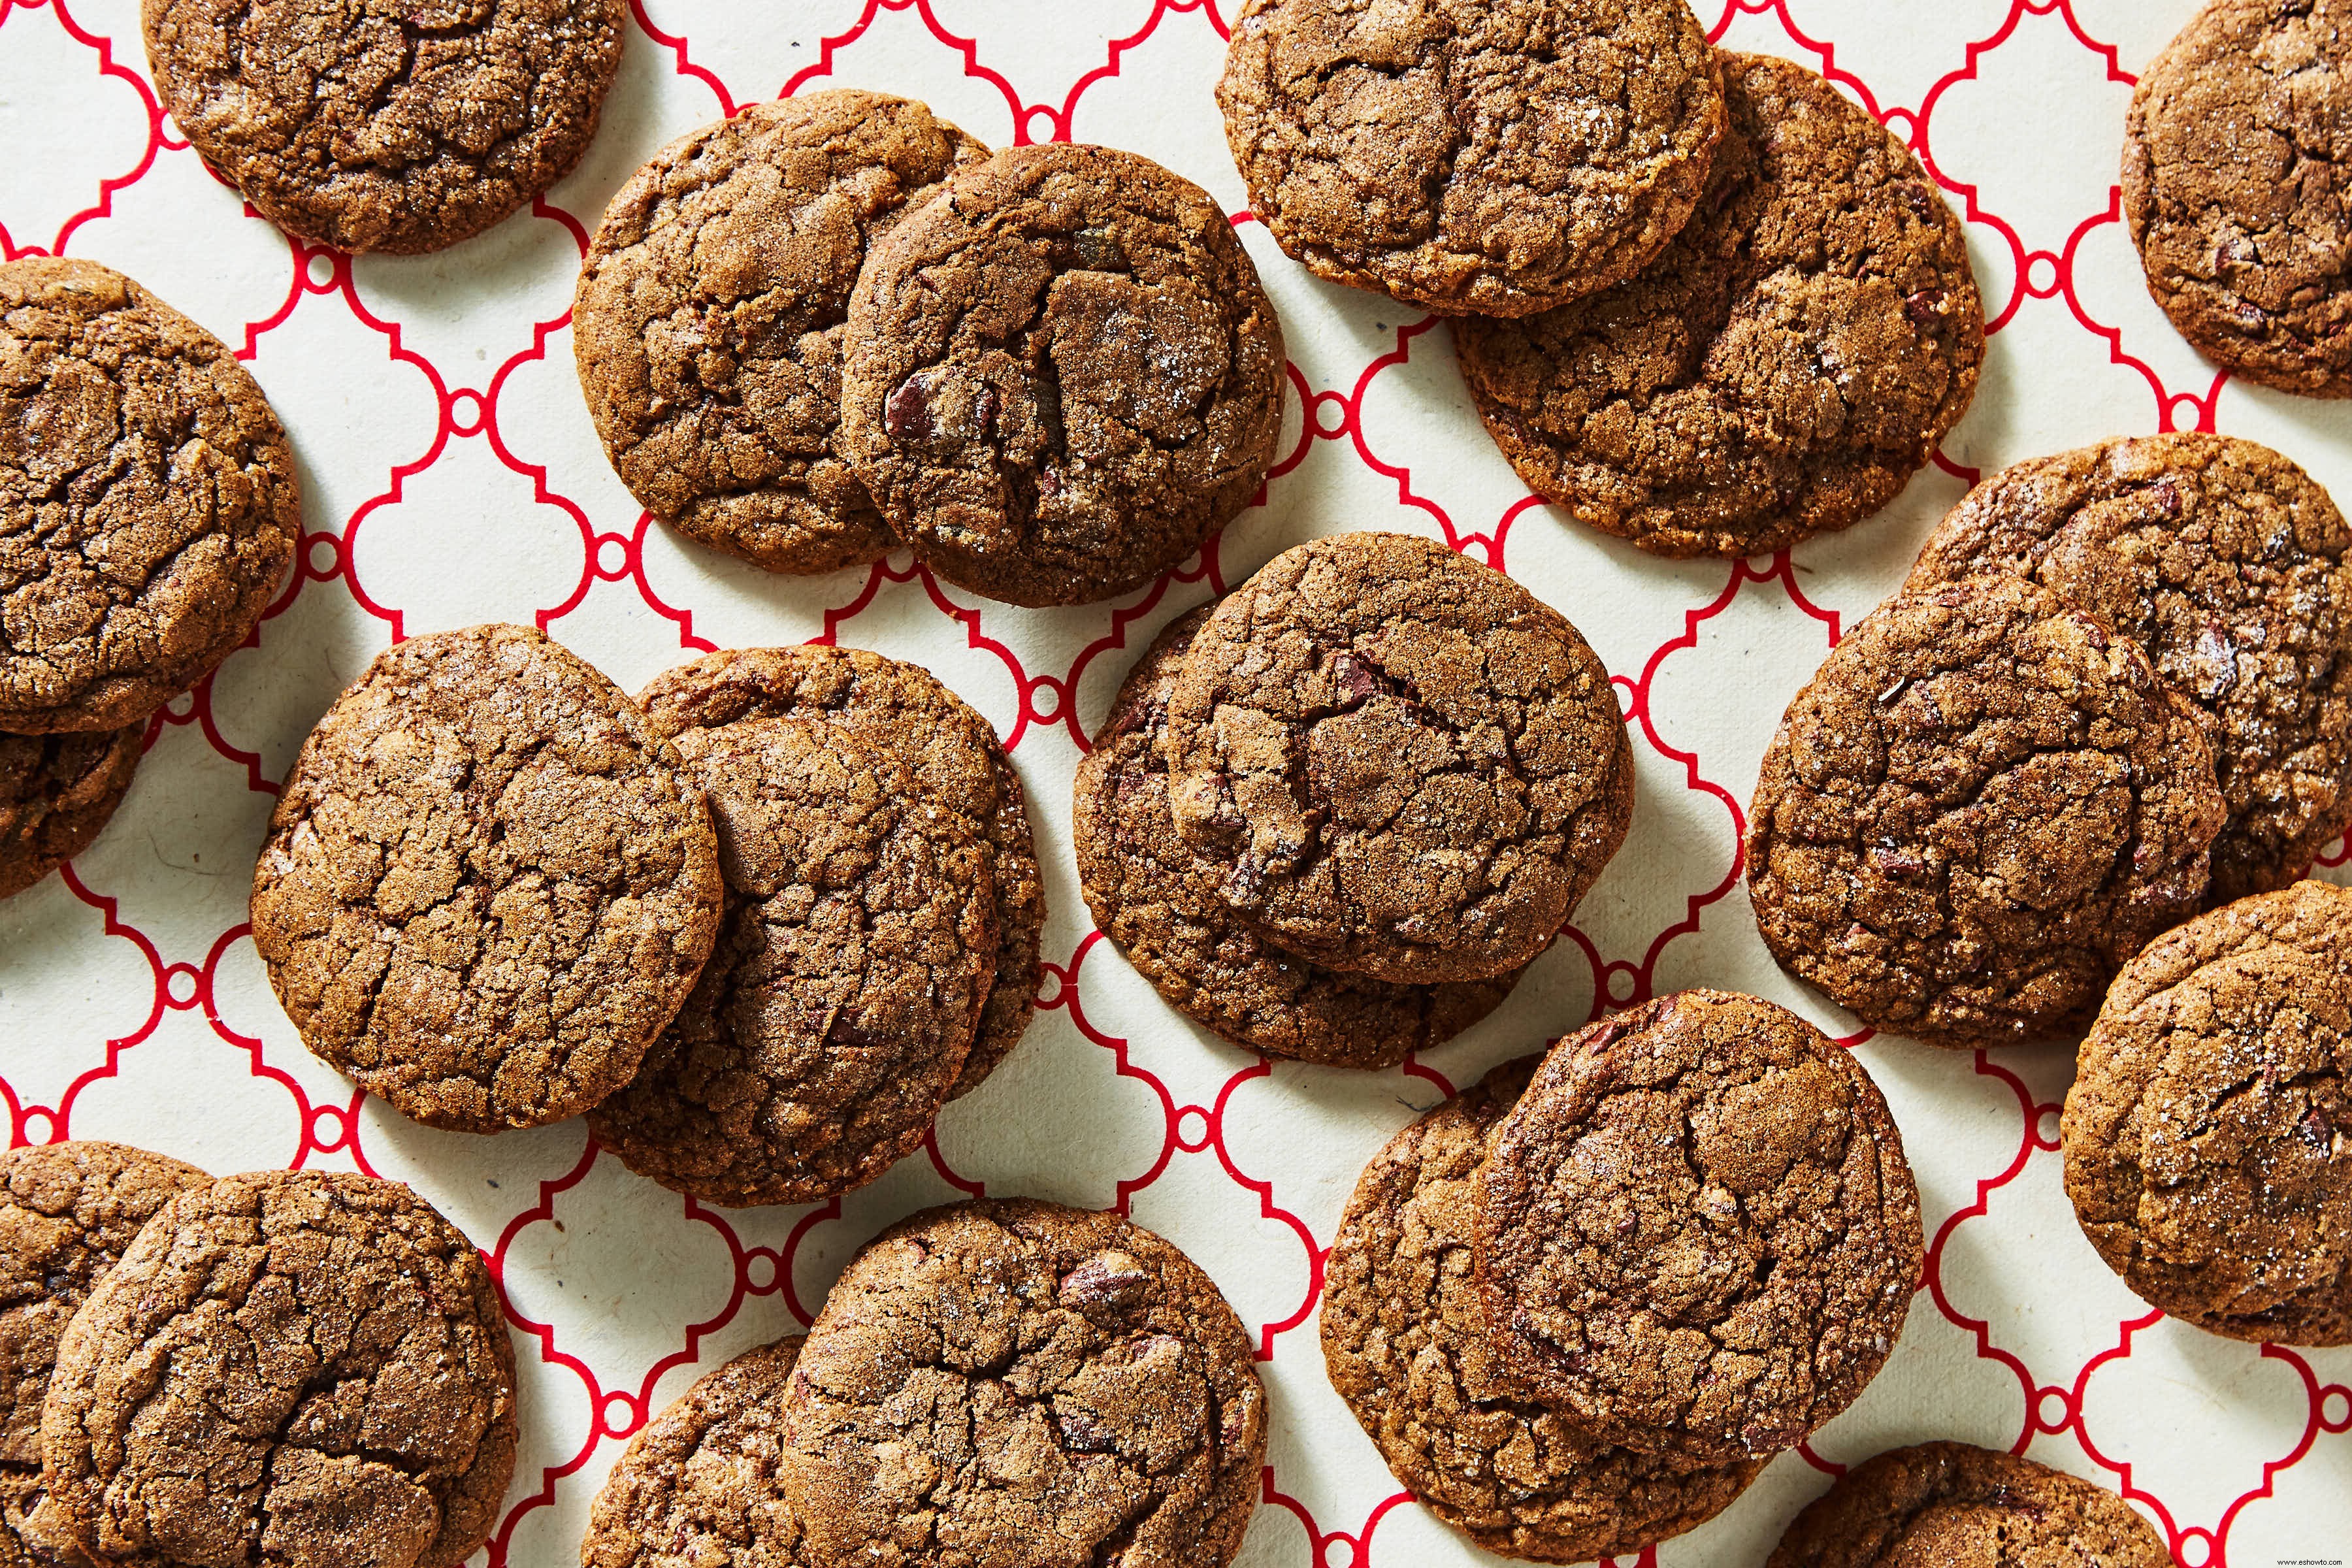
left=572, top=90, right=1287, bottom=608
left=247, top=623, right=1040, bottom=1208
left=1075, top=530, right=1633, bottom=1068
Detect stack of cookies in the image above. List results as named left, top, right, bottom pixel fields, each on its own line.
left=574, top=90, right=1288, bottom=608
left=1075, top=530, right=1634, bottom=1068
left=1325, top=988, right=1926, bottom=1563
left=1217, top=4, right=1987, bottom=559
left=248, top=623, right=1040, bottom=1208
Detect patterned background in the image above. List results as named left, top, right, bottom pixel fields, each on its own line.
left=4, top=1, right=2350, bottom=1564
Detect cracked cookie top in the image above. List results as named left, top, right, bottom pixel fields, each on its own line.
left=1075, top=606, right=1531, bottom=1068
left=2125, top=0, right=2352, bottom=397
left=0, top=725, right=144, bottom=902
left=778, top=1199, right=1266, bottom=1568
left=583, top=1336, right=810, bottom=1568
left=574, top=91, right=987, bottom=576
left=1163, top=532, right=1631, bottom=986
left=1323, top=1056, right=1761, bottom=1561
left=587, top=715, right=995, bottom=1208
left=2063, top=878, right=2352, bottom=1346
left=1, top=257, right=299, bottom=734
left=250, top=623, right=723, bottom=1133
left=840, top=142, right=1286, bottom=608
left=1456, top=52, right=1984, bottom=557
left=1907, top=433, right=2352, bottom=902
left=1474, top=990, right=1922, bottom=1463
left=1746, top=574, right=2227, bottom=1048
left=142, top=0, right=624, bottom=253
left=37, top=1169, right=517, bottom=1568
left=635, top=644, right=1039, bottom=1100
left=1765, top=1441, right=2170, bottom=1568
left=1216, top=0, right=1725, bottom=318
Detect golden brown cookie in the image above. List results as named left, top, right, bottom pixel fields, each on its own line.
left=0, top=727, right=142, bottom=902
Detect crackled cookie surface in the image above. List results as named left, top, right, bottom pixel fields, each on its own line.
left=0, top=726, right=142, bottom=901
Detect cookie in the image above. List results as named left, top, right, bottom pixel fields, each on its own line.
left=575, top=91, right=987, bottom=575
left=1907, top=433, right=2352, bottom=902
left=250, top=623, right=723, bottom=1133
left=0, top=1142, right=210, bottom=1568
left=2124, top=0, right=2352, bottom=397
left=0, top=256, right=299, bottom=734
left=582, top=1336, right=809, bottom=1568
left=1746, top=574, right=2228, bottom=1049
left=37, top=1169, right=517, bottom=1568
left=1456, top=52, right=1984, bottom=558
left=0, top=726, right=142, bottom=902
left=1075, top=606, right=1532, bottom=1068
left=1214, top=0, right=1725, bottom=318
left=777, top=1199, right=1265, bottom=1568
left=1164, top=532, right=1631, bottom=985
left=1475, top=990, right=1922, bottom=1462
left=841, top=142, right=1286, bottom=608
left=1323, top=1056, right=1762, bottom=1561
left=587, top=717, right=995, bottom=1207
left=142, top=0, right=623, bottom=254
left=2063, top=878, right=2352, bottom=1345
left=634, top=644, right=1041, bottom=1099
left=1764, top=1441, right=2170, bottom=1568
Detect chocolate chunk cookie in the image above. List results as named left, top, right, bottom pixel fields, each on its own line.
left=2125, top=0, right=2352, bottom=397
left=635, top=645, right=1040, bottom=1099
left=0, top=725, right=142, bottom=902
left=1907, top=434, right=2352, bottom=902
left=583, top=1336, right=809, bottom=1568
left=1164, top=532, right=1631, bottom=985
left=0, top=1142, right=210, bottom=1568
left=841, top=143, right=1286, bottom=607
left=1746, top=574, right=2227, bottom=1049
left=38, top=1169, right=517, bottom=1568
left=1475, top=990, right=1922, bottom=1462
left=1215, top=0, right=1725, bottom=318
left=251, top=623, right=723, bottom=1133
left=1456, top=52, right=1984, bottom=557
left=1075, top=606, right=1533, bottom=1067
left=1324, top=1056, right=1761, bottom=1561
left=2064, top=878, right=2352, bottom=1345
left=1, top=256, right=299, bottom=733
left=574, top=91, right=987, bottom=575
left=143, top=0, right=624, bottom=254
left=778, top=1199, right=1265, bottom=1568
left=587, top=717, right=995, bottom=1207
left=1765, top=1441, right=2170, bottom=1568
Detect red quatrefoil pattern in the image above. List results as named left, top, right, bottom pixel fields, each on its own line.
left=4, top=2, right=2350, bottom=1565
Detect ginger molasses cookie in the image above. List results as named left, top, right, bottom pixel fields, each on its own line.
left=251, top=624, right=722, bottom=1133
left=1, top=257, right=298, bottom=734
left=635, top=644, right=1040, bottom=1099
left=39, top=1169, right=517, bottom=1568
left=1164, top=532, right=1631, bottom=986
left=2125, top=0, right=2352, bottom=397
left=1474, top=990, right=1922, bottom=1463
left=1746, top=575, right=2227, bottom=1048
left=575, top=91, right=987, bottom=576
left=0, top=726, right=142, bottom=902
left=143, top=0, right=623, bottom=254
left=841, top=142, right=1286, bottom=607
left=778, top=1200, right=1265, bottom=1568
left=587, top=717, right=994, bottom=1207
left=2064, top=878, right=2352, bottom=1345
left=1324, top=1057, right=1761, bottom=1561
left=1765, top=1441, right=2170, bottom=1568
left=0, top=1142, right=210, bottom=1568
left=1456, top=52, right=1984, bottom=558
left=1215, top=0, right=1725, bottom=317
left=1075, top=606, right=1535, bottom=1068
left=583, top=1337, right=809, bottom=1568
left=1907, top=434, right=2352, bottom=902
